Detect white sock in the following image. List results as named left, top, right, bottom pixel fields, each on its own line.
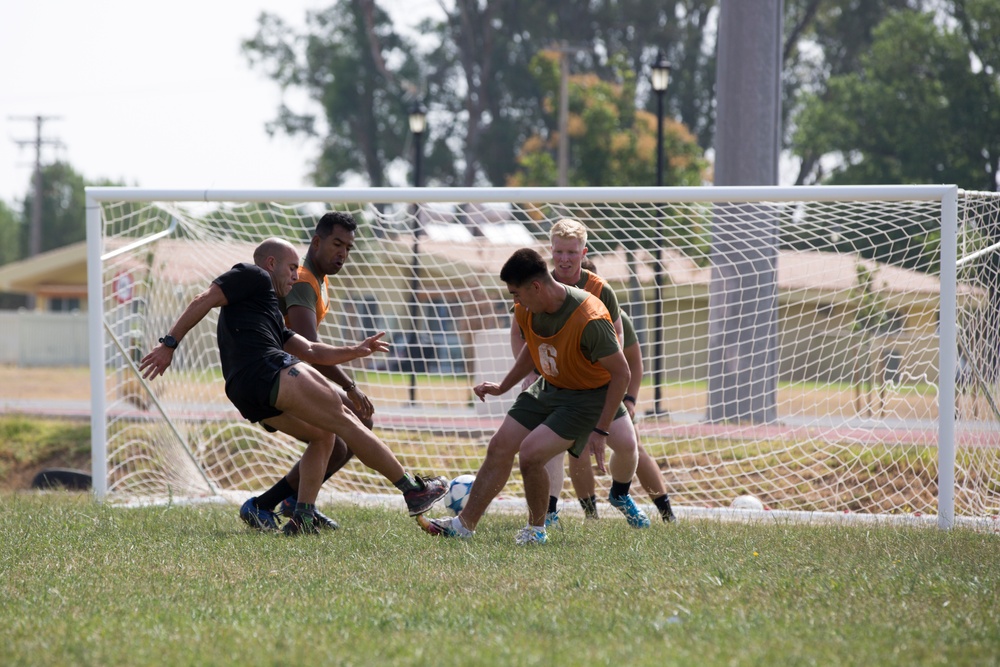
left=452, top=515, right=474, bottom=537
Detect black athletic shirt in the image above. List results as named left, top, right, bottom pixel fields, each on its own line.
left=213, top=263, right=299, bottom=390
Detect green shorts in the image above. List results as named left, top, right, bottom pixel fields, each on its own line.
left=507, top=378, right=626, bottom=457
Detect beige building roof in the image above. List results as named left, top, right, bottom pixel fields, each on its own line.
left=0, top=234, right=974, bottom=310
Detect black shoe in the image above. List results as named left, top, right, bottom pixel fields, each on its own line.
left=280, top=496, right=340, bottom=530
left=240, top=497, right=280, bottom=532
left=403, top=475, right=449, bottom=516
left=282, top=511, right=320, bottom=536
left=657, top=496, right=677, bottom=523
left=579, top=496, right=599, bottom=520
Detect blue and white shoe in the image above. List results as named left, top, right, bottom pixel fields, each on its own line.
left=239, top=497, right=279, bottom=532
left=608, top=493, right=651, bottom=529
left=514, top=525, right=548, bottom=545
left=544, top=511, right=561, bottom=529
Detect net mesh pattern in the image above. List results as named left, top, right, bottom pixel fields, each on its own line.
left=93, top=190, right=1000, bottom=519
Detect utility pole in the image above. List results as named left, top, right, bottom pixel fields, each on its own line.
left=558, top=47, right=569, bottom=187
left=11, top=115, right=62, bottom=256
left=10, top=115, right=62, bottom=310
left=550, top=43, right=586, bottom=187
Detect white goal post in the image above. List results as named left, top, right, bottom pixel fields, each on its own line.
left=85, top=185, right=1000, bottom=530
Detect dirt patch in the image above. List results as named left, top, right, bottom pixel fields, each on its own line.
left=0, top=365, right=91, bottom=402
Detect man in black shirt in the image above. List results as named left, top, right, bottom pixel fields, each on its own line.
left=140, top=238, right=447, bottom=534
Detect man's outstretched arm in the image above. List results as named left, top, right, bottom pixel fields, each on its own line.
left=139, top=283, right=228, bottom=380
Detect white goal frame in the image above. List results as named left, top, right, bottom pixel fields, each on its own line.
left=85, top=184, right=972, bottom=529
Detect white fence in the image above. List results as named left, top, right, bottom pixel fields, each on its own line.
left=0, top=311, right=89, bottom=367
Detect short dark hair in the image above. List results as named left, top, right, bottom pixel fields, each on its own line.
left=581, top=257, right=597, bottom=273
left=500, top=248, right=549, bottom=287
left=315, top=211, right=357, bottom=238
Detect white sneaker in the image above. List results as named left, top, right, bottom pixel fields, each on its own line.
left=514, top=525, right=548, bottom=545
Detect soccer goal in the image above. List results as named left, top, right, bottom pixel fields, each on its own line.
left=85, top=185, right=1000, bottom=529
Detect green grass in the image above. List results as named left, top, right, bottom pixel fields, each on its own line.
left=0, top=417, right=90, bottom=479
left=1, top=494, right=997, bottom=666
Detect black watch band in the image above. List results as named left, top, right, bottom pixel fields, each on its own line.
left=159, top=335, right=179, bottom=349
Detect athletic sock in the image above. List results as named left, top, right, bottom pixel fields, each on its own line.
left=548, top=495, right=559, bottom=514
left=579, top=495, right=599, bottom=518
left=609, top=480, right=632, bottom=501
left=394, top=472, right=422, bottom=492
left=256, top=477, right=295, bottom=511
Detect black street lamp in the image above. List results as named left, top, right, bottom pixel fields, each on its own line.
left=408, top=101, right=427, bottom=188
left=407, top=100, right=427, bottom=404
left=651, top=50, right=672, bottom=417
left=651, top=50, right=672, bottom=187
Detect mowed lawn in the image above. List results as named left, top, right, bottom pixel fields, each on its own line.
left=1, top=493, right=997, bottom=666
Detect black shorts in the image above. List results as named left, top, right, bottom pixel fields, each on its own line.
left=225, top=354, right=299, bottom=423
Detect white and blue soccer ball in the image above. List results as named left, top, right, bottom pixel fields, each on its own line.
left=444, top=474, right=476, bottom=515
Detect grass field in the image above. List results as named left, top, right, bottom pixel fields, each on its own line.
left=1, top=493, right=997, bottom=666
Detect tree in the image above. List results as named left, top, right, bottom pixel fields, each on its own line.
left=791, top=8, right=1000, bottom=191
left=507, top=52, right=709, bottom=255
left=20, top=162, right=89, bottom=256
left=0, top=200, right=20, bottom=267
left=508, top=52, right=707, bottom=189
left=243, top=1, right=444, bottom=187
left=244, top=1, right=721, bottom=188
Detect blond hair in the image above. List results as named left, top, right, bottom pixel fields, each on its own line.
left=550, top=218, right=588, bottom=246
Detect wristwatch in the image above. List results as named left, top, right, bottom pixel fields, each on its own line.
left=159, top=334, right=179, bottom=349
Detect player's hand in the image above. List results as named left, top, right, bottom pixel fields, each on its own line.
left=354, top=331, right=390, bottom=358
left=624, top=401, right=636, bottom=421
left=520, top=370, right=540, bottom=391
left=139, top=344, right=174, bottom=380
left=473, top=382, right=503, bottom=401
left=348, top=386, right=374, bottom=419
left=586, top=433, right=607, bottom=475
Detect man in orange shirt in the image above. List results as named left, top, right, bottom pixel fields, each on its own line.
left=418, top=248, right=647, bottom=544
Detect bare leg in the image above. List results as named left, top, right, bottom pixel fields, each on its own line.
left=605, top=415, right=638, bottom=485
left=259, top=413, right=337, bottom=506
left=457, top=416, right=530, bottom=531
left=567, top=450, right=597, bottom=499
left=633, top=419, right=667, bottom=499
left=272, top=364, right=405, bottom=483
left=545, top=453, right=565, bottom=500
left=519, top=426, right=574, bottom=527
left=285, top=435, right=353, bottom=489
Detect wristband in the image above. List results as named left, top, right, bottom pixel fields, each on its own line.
left=623, top=394, right=636, bottom=405
left=593, top=427, right=610, bottom=437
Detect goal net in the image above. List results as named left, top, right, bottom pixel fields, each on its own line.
left=85, top=186, right=1000, bottom=528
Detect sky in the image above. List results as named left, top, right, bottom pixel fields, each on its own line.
left=0, top=0, right=443, bottom=207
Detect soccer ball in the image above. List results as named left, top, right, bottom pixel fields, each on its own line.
left=731, top=494, right=765, bottom=511
left=444, top=474, right=476, bottom=515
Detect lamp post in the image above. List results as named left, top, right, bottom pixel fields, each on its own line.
left=408, top=101, right=426, bottom=187
left=651, top=50, right=672, bottom=416
left=407, top=101, right=427, bottom=404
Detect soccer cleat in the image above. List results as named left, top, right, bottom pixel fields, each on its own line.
left=544, top=511, right=562, bottom=530
left=579, top=496, right=600, bottom=520
left=514, top=525, right=548, bottom=545
left=415, top=514, right=470, bottom=538
left=239, top=497, right=280, bottom=532
left=659, top=497, right=677, bottom=524
left=280, top=497, right=340, bottom=530
left=403, top=475, right=449, bottom=516
left=282, top=511, right=320, bottom=536
left=609, top=493, right=651, bottom=529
